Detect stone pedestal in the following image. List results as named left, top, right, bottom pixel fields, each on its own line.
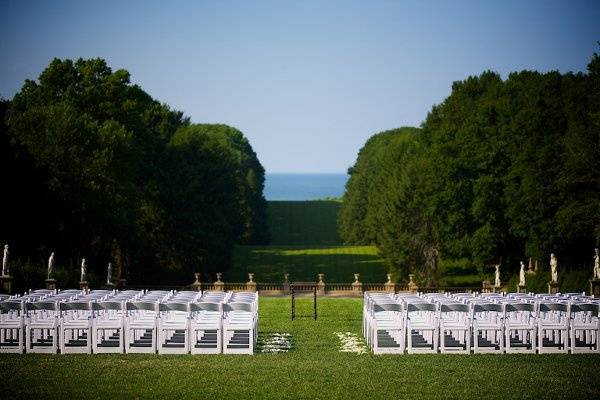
left=493, top=285, right=502, bottom=294
left=548, top=281, right=559, bottom=294
left=45, top=278, right=57, bottom=291
left=246, top=273, right=257, bottom=292
left=407, top=274, right=418, bottom=294
left=79, top=281, right=89, bottom=291
left=385, top=274, right=395, bottom=293
left=352, top=273, right=363, bottom=295
left=192, top=273, right=201, bottom=292
left=590, top=279, right=600, bottom=297
left=104, top=282, right=116, bottom=291
left=317, top=273, right=325, bottom=296
left=0, top=275, right=13, bottom=294
left=481, top=280, right=492, bottom=293
left=517, top=284, right=527, bottom=294
left=283, top=273, right=290, bottom=294
left=214, top=273, right=224, bottom=292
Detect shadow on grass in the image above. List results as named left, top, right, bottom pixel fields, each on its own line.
left=268, top=201, right=342, bottom=245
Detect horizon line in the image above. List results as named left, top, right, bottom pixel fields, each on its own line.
left=266, top=171, right=348, bottom=175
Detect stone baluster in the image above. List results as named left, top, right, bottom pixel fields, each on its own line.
left=352, top=273, right=363, bottom=295
left=283, top=273, right=290, bottom=294
left=385, top=274, right=395, bottom=293
left=317, top=273, right=325, bottom=295
left=214, top=272, right=224, bottom=292
left=407, top=274, right=418, bottom=294
left=192, top=272, right=201, bottom=292
left=247, top=273, right=257, bottom=292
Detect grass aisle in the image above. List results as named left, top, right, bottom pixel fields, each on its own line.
left=1, top=298, right=598, bottom=399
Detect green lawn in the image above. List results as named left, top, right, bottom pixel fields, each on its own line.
left=233, top=201, right=387, bottom=284
left=268, top=201, right=342, bottom=245
left=231, top=245, right=387, bottom=283
left=1, top=298, right=598, bottom=399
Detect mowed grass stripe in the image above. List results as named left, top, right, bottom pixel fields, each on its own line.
left=230, top=245, right=387, bottom=283
left=1, top=298, right=598, bottom=400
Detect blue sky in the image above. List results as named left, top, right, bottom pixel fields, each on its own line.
left=1, top=0, right=599, bottom=173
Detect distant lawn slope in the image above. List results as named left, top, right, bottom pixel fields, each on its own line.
left=230, top=245, right=386, bottom=283
left=268, top=201, right=341, bottom=245
left=229, top=201, right=386, bottom=284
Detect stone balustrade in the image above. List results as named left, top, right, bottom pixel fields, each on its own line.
left=182, top=272, right=479, bottom=297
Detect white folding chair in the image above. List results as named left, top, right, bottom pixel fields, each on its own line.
left=504, top=302, right=537, bottom=354
left=369, top=301, right=405, bottom=354
left=190, top=302, right=223, bottom=354
left=124, top=301, right=158, bottom=354
left=25, top=301, right=60, bottom=353
left=92, top=301, right=125, bottom=353
left=405, top=302, right=439, bottom=353
left=157, top=302, right=190, bottom=354
left=569, top=303, right=600, bottom=353
left=223, top=302, right=256, bottom=354
left=59, top=301, right=93, bottom=354
left=439, top=303, right=471, bottom=353
left=0, top=301, right=24, bottom=353
left=472, top=303, right=504, bottom=353
left=537, top=302, right=569, bottom=353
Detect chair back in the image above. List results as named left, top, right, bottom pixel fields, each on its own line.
left=92, top=301, right=123, bottom=311
left=539, top=303, right=568, bottom=313
left=126, top=301, right=158, bottom=312
left=190, top=302, right=222, bottom=313
left=224, top=302, right=253, bottom=312
left=407, top=302, right=437, bottom=312
left=25, top=301, right=58, bottom=312
left=473, top=303, right=503, bottom=313
left=374, top=303, right=402, bottom=312
left=159, top=302, right=189, bottom=313
left=570, top=303, right=599, bottom=314
left=505, top=303, right=536, bottom=312
left=60, top=302, right=91, bottom=311
left=0, top=301, right=23, bottom=313
left=440, top=303, right=469, bottom=313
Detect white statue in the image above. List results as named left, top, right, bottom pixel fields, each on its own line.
left=80, top=258, right=87, bottom=282
left=594, top=248, right=600, bottom=280
left=519, top=261, right=526, bottom=287
left=47, top=252, right=55, bottom=279
left=494, top=264, right=501, bottom=287
left=550, top=253, right=558, bottom=283
left=2, top=244, right=9, bottom=276
left=106, top=262, right=112, bottom=285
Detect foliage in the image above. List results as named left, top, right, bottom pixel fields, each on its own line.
left=1, top=298, right=599, bottom=400
left=341, top=51, right=600, bottom=281
left=1, top=58, right=268, bottom=286
left=505, top=269, right=591, bottom=294
left=156, top=124, right=269, bottom=282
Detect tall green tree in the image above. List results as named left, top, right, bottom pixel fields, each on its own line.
left=341, top=50, right=600, bottom=281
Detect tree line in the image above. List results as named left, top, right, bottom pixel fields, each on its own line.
left=340, top=51, right=600, bottom=284
left=0, top=58, right=269, bottom=288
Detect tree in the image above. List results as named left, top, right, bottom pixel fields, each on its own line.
left=341, top=49, right=600, bottom=282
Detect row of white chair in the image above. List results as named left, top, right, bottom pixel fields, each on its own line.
left=363, top=291, right=600, bottom=354
left=0, top=289, right=258, bottom=354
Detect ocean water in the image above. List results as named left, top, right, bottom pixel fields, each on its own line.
left=264, top=173, right=348, bottom=201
